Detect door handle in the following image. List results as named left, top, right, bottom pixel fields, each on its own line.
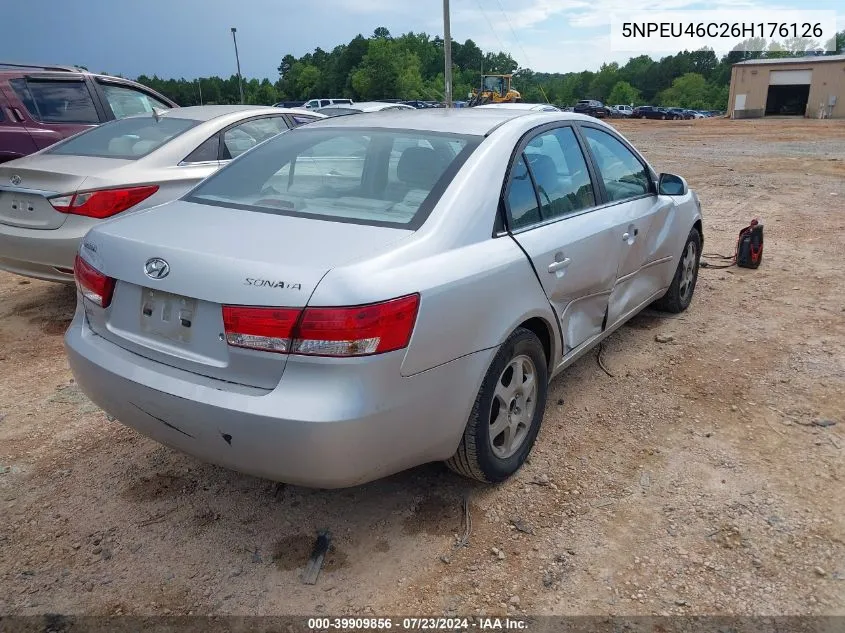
left=11, top=108, right=25, bottom=123
left=623, top=228, right=640, bottom=242
left=548, top=257, right=571, bottom=273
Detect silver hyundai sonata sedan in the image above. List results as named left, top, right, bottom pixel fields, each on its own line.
left=65, top=108, right=703, bottom=488
left=0, top=105, right=323, bottom=282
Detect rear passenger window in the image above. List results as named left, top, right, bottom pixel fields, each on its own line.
left=291, top=115, right=317, bottom=126
left=222, top=117, right=289, bottom=159
left=100, top=84, right=170, bottom=118
left=183, top=135, right=220, bottom=163
left=523, top=127, right=595, bottom=220
left=506, top=154, right=541, bottom=230
left=10, top=79, right=99, bottom=124
left=582, top=127, right=651, bottom=202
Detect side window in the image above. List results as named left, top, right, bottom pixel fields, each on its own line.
left=10, top=79, right=99, bottom=123
left=582, top=127, right=651, bottom=202
left=100, top=84, right=169, bottom=118
left=183, top=135, right=220, bottom=163
left=505, top=154, right=541, bottom=230
left=290, top=115, right=317, bottom=127
left=523, top=127, right=595, bottom=220
left=222, top=117, right=289, bottom=159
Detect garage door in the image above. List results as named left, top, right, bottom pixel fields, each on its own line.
left=769, top=70, right=812, bottom=85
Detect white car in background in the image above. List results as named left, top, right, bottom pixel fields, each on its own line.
left=303, top=98, right=354, bottom=109
left=316, top=102, right=416, bottom=116
left=612, top=105, right=634, bottom=117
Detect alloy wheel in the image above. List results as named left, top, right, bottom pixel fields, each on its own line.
left=489, top=354, right=538, bottom=459
left=679, top=241, right=698, bottom=302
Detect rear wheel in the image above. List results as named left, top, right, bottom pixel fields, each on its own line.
left=653, top=228, right=701, bottom=313
left=446, top=328, right=548, bottom=483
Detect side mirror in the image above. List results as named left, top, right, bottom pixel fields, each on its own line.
left=658, top=173, right=688, bottom=196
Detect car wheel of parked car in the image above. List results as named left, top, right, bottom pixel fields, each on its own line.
left=446, top=327, right=549, bottom=482
left=653, top=228, right=701, bottom=313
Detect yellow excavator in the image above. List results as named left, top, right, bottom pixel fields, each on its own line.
left=469, top=74, right=521, bottom=106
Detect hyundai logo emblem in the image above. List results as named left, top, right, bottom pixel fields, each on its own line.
left=10, top=175, right=22, bottom=186
left=144, top=257, right=170, bottom=280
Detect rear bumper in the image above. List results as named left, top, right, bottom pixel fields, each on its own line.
left=64, top=303, right=495, bottom=488
left=0, top=217, right=94, bottom=282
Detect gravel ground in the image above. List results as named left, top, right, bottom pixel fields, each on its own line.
left=0, top=117, right=843, bottom=618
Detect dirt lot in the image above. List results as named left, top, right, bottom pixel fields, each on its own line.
left=1, top=118, right=844, bottom=618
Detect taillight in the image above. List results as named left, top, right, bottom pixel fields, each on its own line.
left=294, top=295, right=419, bottom=356
left=73, top=254, right=115, bottom=308
left=222, top=306, right=300, bottom=353
left=49, top=185, right=159, bottom=219
left=221, top=294, right=420, bottom=357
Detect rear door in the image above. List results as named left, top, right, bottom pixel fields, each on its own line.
left=7, top=75, right=103, bottom=149
left=505, top=124, right=625, bottom=356
left=578, top=124, right=672, bottom=326
left=0, top=86, right=38, bottom=162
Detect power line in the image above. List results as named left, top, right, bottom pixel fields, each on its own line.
left=473, top=0, right=509, bottom=56
left=491, top=0, right=550, bottom=102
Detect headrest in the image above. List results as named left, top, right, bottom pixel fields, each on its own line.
left=108, top=136, right=137, bottom=156
left=131, top=140, right=159, bottom=155
left=396, top=146, right=445, bottom=189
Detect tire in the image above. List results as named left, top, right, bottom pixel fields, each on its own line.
left=653, top=228, right=701, bottom=313
left=661, top=114, right=667, bottom=120
left=446, top=328, right=549, bottom=483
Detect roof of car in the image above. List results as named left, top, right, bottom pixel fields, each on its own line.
left=156, top=104, right=289, bottom=121
left=474, top=103, right=560, bottom=111
left=304, top=108, right=599, bottom=135
left=320, top=101, right=415, bottom=112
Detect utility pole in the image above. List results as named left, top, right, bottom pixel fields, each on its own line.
left=231, top=27, right=244, bottom=104
left=443, top=0, right=453, bottom=107
left=197, top=78, right=203, bottom=105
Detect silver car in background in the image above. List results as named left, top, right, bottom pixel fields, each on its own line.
left=66, top=109, right=703, bottom=488
left=0, top=105, right=323, bottom=282
left=316, top=102, right=416, bottom=117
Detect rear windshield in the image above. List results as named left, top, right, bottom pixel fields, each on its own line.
left=185, top=127, right=480, bottom=229
left=46, top=116, right=199, bottom=159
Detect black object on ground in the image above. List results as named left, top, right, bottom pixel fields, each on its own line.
left=302, top=530, right=331, bottom=585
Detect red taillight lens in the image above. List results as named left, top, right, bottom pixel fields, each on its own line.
left=50, top=185, right=159, bottom=219
left=73, top=254, right=115, bottom=308
left=221, top=294, right=420, bottom=357
left=294, top=294, right=420, bottom=356
left=222, top=306, right=300, bottom=353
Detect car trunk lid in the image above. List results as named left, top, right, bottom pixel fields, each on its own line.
left=82, top=199, right=412, bottom=388
left=0, top=155, right=132, bottom=229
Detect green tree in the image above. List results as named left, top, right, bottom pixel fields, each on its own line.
left=295, top=64, right=322, bottom=99
left=607, top=81, right=641, bottom=106
left=658, top=73, right=711, bottom=109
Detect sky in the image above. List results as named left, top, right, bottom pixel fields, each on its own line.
left=1, top=0, right=842, bottom=81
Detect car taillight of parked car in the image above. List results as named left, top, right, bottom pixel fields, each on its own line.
left=222, top=294, right=420, bottom=357
left=49, top=185, right=159, bottom=219
left=73, top=255, right=116, bottom=308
